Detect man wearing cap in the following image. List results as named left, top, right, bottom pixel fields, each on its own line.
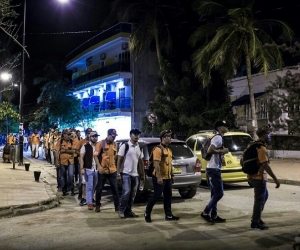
left=201, top=120, right=229, bottom=224
left=248, top=126, right=280, bottom=230
left=94, top=128, right=119, bottom=213
left=80, top=131, right=100, bottom=210
left=144, top=130, right=179, bottom=223
left=117, top=128, right=144, bottom=218
left=54, top=129, right=79, bottom=196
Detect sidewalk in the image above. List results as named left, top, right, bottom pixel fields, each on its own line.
left=0, top=150, right=59, bottom=218
left=0, top=150, right=299, bottom=218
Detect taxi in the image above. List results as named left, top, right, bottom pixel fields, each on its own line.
left=186, top=131, right=253, bottom=186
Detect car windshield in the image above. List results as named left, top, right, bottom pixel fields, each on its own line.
left=147, top=142, right=194, bottom=159
left=223, top=135, right=253, bottom=152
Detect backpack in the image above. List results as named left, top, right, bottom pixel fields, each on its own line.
left=147, top=145, right=164, bottom=177
left=201, top=135, right=220, bottom=161
left=240, top=141, right=265, bottom=175
left=3, top=145, right=10, bottom=155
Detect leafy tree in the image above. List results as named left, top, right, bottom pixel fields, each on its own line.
left=266, top=70, right=300, bottom=135
left=108, top=0, right=184, bottom=86
left=0, top=101, right=19, bottom=134
left=189, top=0, right=293, bottom=139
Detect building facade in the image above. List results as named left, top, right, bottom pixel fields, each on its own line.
left=66, top=23, right=161, bottom=138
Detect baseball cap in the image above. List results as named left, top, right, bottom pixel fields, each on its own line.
left=90, top=131, right=100, bottom=137
left=107, top=128, right=118, bottom=136
left=159, top=130, right=172, bottom=139
left=130, top=128, right=141, bottom=135
left=213, top=120, right=228, bottom=131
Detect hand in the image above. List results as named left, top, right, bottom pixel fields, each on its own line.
left=80, top=168, right=85, bottom=175
left=157, top=177, right=163, bottom=185
left=117, top=174, right=122, bottom=185
left=171, top=176, right=174, bottom=184
left=98, top=166, right=104, bottom=174
left=56, top=163, right=60, bottom=168
left=223, top=147, right=229, bottom=154
left=275, top=181, right=280, bottom=188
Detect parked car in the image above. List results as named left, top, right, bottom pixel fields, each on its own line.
left=186, top=131, right=253, bottom=186
left=116, top=138, right=202, bottom=199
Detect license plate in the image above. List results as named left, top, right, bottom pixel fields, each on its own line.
left=173, top=166, right=182, bottom=174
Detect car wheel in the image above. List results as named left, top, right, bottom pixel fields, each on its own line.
left=179, top=187, right=197, bottom=199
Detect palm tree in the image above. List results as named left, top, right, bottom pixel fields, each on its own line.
left=107, top=0, right=184, bottom=86
left=189, top=0, right=293, bottom=138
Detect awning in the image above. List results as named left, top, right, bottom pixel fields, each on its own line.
left=231, top=92, right=266, bottom=106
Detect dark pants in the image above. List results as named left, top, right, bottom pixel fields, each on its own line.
left=74, top=156, right=79, bottom=182
left=249, top=179, right=267, bottom=223
left=204, top=168, right=224, bottom=218
left=145, top=176, right=172, bottom=216
left=60, top=164, right=75, bottom=193
left=56, top=167, right=61, bottom=189
left=95, top=172, right=119, bottom=210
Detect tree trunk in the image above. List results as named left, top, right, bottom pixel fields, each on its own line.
left=244, top=42, right=258, bottom=140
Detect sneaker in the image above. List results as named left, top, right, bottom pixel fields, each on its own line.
left=125, top=211, right=139, bottom=218
left=211, top=215, right=226, bottom=223
left=119, top=212, right=125, bottom=219
left=144, top=213, right=152, bottom=223
left=87, top=204, right=94, bottom=210
left=165, top=214, right=180, bottom=221
left=70, top=192, right=75, bottom=196
left=251, top=222, right=269, bottom=230
left=115, top=207, right=119, bottom=213
left=95, top=205, right=100, bottom=213
left=62, top=192, right=68, bottom=196
left=79, top=198, right=87, bottom=206
left=201, top=212, right=214, bottom=224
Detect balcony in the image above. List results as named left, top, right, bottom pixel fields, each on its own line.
left=72, top=61, right=130, bottom=87
left=66, top=23, right=131, bottom=62
left=83, top=97, right=131, bottom=113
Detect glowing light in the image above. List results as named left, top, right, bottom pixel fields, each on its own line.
left=0, top=73, right=12, bottom=81
left=58, top=0, right=69, bottom=3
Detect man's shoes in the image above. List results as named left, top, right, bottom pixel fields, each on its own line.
left=95, top=205, right=101, bottom=212
left=251, top=222, right=269, bottom=230
left=79, top=198, right=87, bottom=206
left=260, top=219, right=265, bottom=225
left=211, top=215, right=226, bottom=223
left=62, top=192, right=68, bottom=196
left=144, top=213, right=152, bottom=223
left=125, top=211, right=139, bottom=218
left=119, top=211, right=125, bottom=219
left=201, top=212, right=214, bottom=224
left=88, top=204, right=94, bottom=210
left=165, top=214, right=180, bottom=221
left=115, top=207, right=119, bottom=213
left=70, top=192, right=75, bottom=196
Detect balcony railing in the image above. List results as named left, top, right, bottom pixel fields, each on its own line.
left=72, top=62, right=130, bottom=87
left=83, top=97, right=131, bottom=112
left=66, top=23, right=131, bottom=62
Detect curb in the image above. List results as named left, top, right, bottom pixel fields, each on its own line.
left=268, top=178, right=300, bottom=186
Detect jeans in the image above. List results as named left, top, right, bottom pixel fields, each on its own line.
left=74, top=156, right=79, bottom=182
left=249, top=179, right=267, bottom=223
left=85, top=170, right=98, bottom=205
left=145, top=177, right=172, bottom=216
left=23, top=143, right=28, bottom=152
left=50, top=150, right=55, bottom=165
left=119, top=174, right=139, bottom=213
left=204, top=168, right=224, bottom=218
left=95, top=172, right=119, bottom=210
left=60, top=164, right=75, bottom=193
left=56, top=167, right=61, bottom=189
left=31, top=144, right=39, bottom=158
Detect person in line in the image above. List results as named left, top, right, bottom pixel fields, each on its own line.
left=71, top=129, right=81, bottom=184
left=23, top=134, right=28, bottom=152
left=78, top=128, right=92, bottom=206
left=30, top=129, right=40, bottom=159
left=80, top=131, right=99, bottom=210
left=201, top=120, right=229, bottom=224
left=248, top=126, right=280, bottom=230
left=94, top=128, right=119, bottom=213
left=6, top=132, right=16, bottom=163
left=117, top=128, right=144, bottom=218
left=144, top=130, right=179, bottom=223
left=54, top=129, right=79, bottom=196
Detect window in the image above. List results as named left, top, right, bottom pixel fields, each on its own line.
left=196, top=137, right=206, bottom=151
left=186, top=137, right=196, bottom=150
left=223, top=135, right=253, bottom=152
left=246, top=98, right=268, bottom=120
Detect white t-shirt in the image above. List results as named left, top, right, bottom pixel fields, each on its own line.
left=207, top=135, right=223, bottom=169
left=118, top=140, right=143, bottom=177
left=80, top=142, right=97, bottom=171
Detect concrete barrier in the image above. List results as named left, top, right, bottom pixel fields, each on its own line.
left=270, top=150, right=300, bottom=159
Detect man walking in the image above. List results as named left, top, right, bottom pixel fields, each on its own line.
left=144, top=130, right=179, bottom=223
left=201, top=120, right=229, bottom=224
left=94, top=128, right=119, bottom=213
left=117, top=128, right=144, bottom=218
left=30, top=129, right=40, bottom=159
left=80, top=131, right=99, bottom=210
left=248, top=126, right=280, bottom=230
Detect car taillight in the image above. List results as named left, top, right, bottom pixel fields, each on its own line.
left=195, top=158, right=201, bottom=173
left=144, top=160, right=150, bottom=175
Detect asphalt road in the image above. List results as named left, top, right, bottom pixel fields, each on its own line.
left=0, top=181, right=300, bottom=250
